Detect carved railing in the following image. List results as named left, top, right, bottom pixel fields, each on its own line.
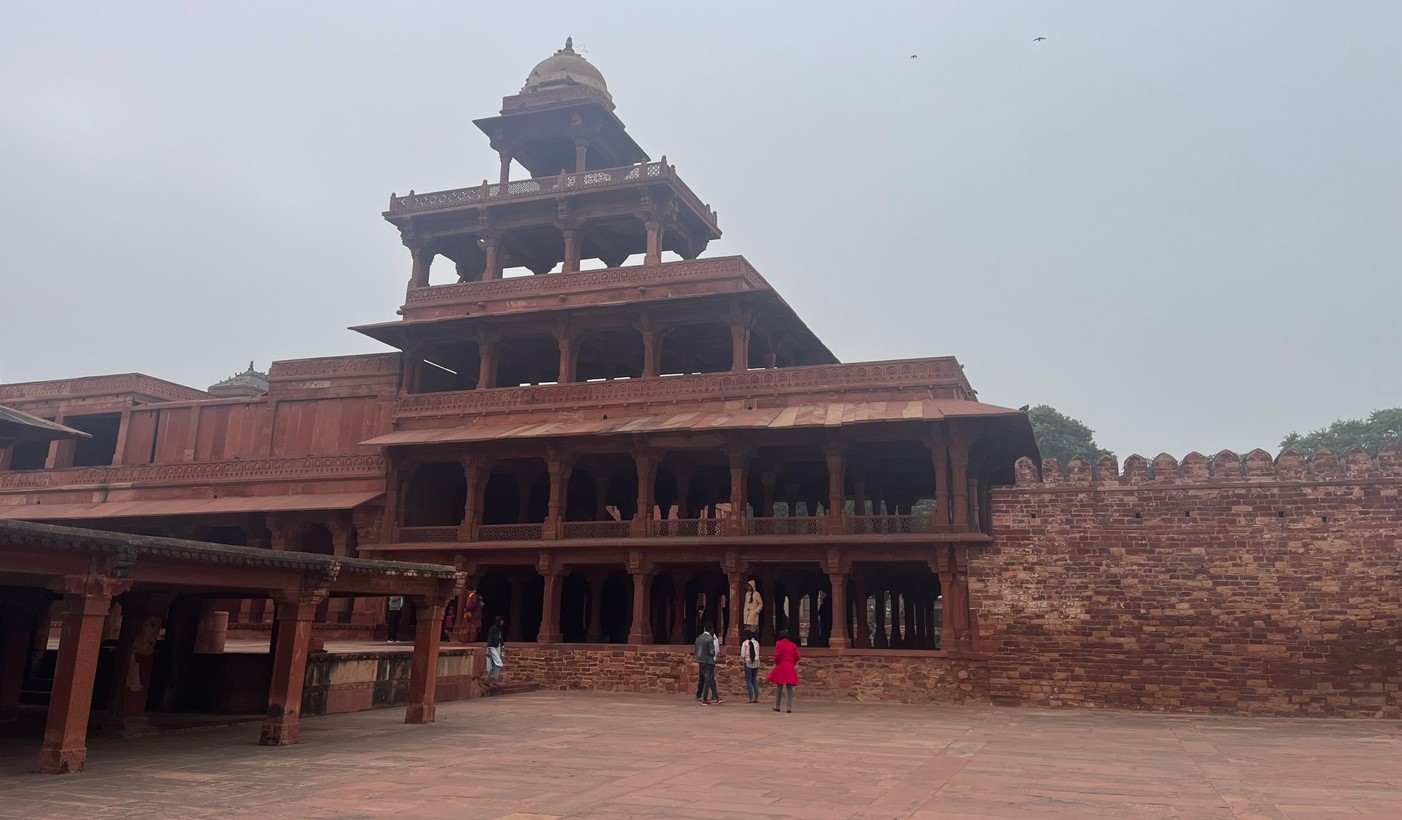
left=561, top=520, right=633, bottom=539
left=476, top=523, right=544, bottom=542
left=654, top=518, right=725, bottom=537
left=396, top=358, right=971, bottom=419
left=0, top=454, right=388, bottom=490
left=847, top=515, right=932, bottom=535
left=395, top=526, right=460, bottom=543
left=388, top=160, right=711, bottom=219
left=403, top=256, right=762, bottom=307
left=747, top=517, right=828, bottom=536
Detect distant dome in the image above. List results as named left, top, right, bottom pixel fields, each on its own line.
left=521, top=37, right=611, bottom=103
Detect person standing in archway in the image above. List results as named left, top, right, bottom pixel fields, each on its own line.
left=743, top=580, right=763, bottom=640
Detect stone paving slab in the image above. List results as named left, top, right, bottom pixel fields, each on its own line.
left=1, top=692, right=1399, bottom=818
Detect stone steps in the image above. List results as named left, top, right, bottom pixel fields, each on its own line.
left=482, top=681, right=539, bottom=698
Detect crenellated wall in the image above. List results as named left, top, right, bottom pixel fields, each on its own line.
left=982, top=446, right=1402, bottom=717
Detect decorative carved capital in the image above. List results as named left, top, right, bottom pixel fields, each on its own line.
left=57, top=575, right=132, bottom=609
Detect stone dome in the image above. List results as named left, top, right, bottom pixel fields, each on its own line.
left=521, top=37, right=611, bottom=103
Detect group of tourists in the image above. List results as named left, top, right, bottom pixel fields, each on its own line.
left=693, top=625, right=801, bottom=712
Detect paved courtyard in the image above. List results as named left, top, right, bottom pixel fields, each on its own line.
left=1, top=692, right=1399, bottom=819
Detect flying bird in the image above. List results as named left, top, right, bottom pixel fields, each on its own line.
left=910, top=54, right=918, bottom=59
left=1033, top=37, right=1047, bottom=42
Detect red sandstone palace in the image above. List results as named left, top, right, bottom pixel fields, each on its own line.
left=1, top=40, right=1036, bottom=655
left=4, top=43, right=1397, bottom=770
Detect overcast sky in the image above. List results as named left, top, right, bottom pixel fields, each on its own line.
left=2, top=1, right=1398, bottom=458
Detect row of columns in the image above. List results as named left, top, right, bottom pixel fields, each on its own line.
left=398, top=432, right=978, bottom=541
left=3, top=582, right=449, bottom=775
left=407, top=216, right=672, bottom=289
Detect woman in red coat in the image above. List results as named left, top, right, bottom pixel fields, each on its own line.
left=767, top=629, right=801, bottom=712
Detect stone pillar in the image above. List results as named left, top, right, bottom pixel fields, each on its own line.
left=627, top=557, right=653, bottom=645
left=537, top=555, right=562, bottom=644
left=574, top=138, right=588, bottom=174
left=641, top=322, right=661, bottom=378
left=498, top=150, right=512, bottom=185
left=873, top=585, right=888, bottom=649
left=825, top=553, right=848, bottom=650
left=405, top=597, right=446, bottom=724
left=555, top=329, right=577, bottom=384
left=460, top=456, right=483, bottom=542
left=825, top=446, right=847, bottom=534
left=729, top=318, right=750, bottom=373
left=632, top=450, right=657, bottom=537
left=37, top=578, right=125, bottom=774
left=726, top=565, right=747, bottom=649
left=476, top=334, right=497, bottom=390
left=0, top=589, right=45, bottom=724
left=482, top=238, right=500, bottom=281
left=259, top=596, right=319, bottom=747
left=760, top=471, right=776, bottom=517
left=0, top=443, right=12, bottom=472
left=409, top=247, right=433, bottom=288
left=644, top=220, right=662, bottom=265
left=726, top=446, right=748, bottom=535
left=545, top=456, right=572, bottom=540
left=562, top=228, right=580, bottom=273
left=951, top=443, right=970, bottom=532
left=104, top=594, right=172, bottom=737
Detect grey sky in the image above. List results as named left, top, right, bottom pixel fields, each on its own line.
left=2, top=1, right=1398, bottom=459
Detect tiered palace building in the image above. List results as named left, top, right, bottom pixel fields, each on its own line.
left=0, top=40, right=1037, bottom=656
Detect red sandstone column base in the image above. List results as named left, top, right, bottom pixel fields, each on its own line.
left=405, top=703, right=436, bottom=724
left=36, top=744, right=87, bottom=775
left=259, top=717, right=300, bottom=746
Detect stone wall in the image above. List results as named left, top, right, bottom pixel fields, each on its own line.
left=505, top=644, right=987, bottom=704
left=981, top=446, right=1402, bottom=717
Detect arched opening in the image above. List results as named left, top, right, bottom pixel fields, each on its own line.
left=402, top=462, right=466, bottom=527
left=298, top=524, right=335, bottom=556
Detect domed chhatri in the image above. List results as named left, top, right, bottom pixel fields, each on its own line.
left=521, top=36, right=611, bottom=103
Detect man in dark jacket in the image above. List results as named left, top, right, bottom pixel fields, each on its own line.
left=693, top=624, right=721, bottom=704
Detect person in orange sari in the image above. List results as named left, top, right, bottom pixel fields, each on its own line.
left=455, top=588, right=484, bottom=643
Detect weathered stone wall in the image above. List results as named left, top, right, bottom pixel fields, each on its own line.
left=505, top=644, right=987, bottom=704
left=982, top=446, right=1402, bottom=717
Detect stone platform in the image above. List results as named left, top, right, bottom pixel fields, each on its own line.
left=1, top=692, right=1399, bottom=818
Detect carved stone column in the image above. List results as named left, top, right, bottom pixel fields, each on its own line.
left=725, top=554, right=748, bottom=649
left=537, top=554, right=562, bottom=643
left=562, top=227, right=580, bottom=273
left=627, top=551, right=653, bottom=645
left=38, top=576, right=129, bottom=774
left=498, top=150, right=512, bottom=185
left=476, top=332, right=498, bottom=390
left=632, top=448, right=657, bottom=537
left=545, top=455, right=572, bottom=540
left=460, top=455, right=489, bottom=541
left=405, top=597, right=446, bottom=724
left=729, top=318, right=750, bottom=373
left=574, top=138, right=589, bottom=174
left=644, top=219, right=662, bottom=265
left=409, top=247, right=434, bottom=288
left=825, top=445, right=847, bottom=534
left=726, top=445, right=748, bottom=536
left=640, top=318, right=662, bottom=378
left=555, top=327, right=577, bottom=384
left=825, top=550, right=849, bottom=649
left=482, top=237, right=500, bottom=281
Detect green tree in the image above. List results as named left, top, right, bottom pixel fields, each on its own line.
left=1026, top=405, right=1112, bottom=464
left=1280, top=409, right=1402, bottom=455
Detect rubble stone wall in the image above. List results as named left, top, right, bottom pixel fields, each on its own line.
left=981, top=446, right=1402, bottom=717
left=506, top=644, right=988, bottom=704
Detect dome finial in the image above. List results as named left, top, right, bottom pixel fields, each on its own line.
left=562, top=36, right=574, bottom=54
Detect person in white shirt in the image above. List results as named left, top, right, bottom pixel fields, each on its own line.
left=740, top=631, right=761, bottom=703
